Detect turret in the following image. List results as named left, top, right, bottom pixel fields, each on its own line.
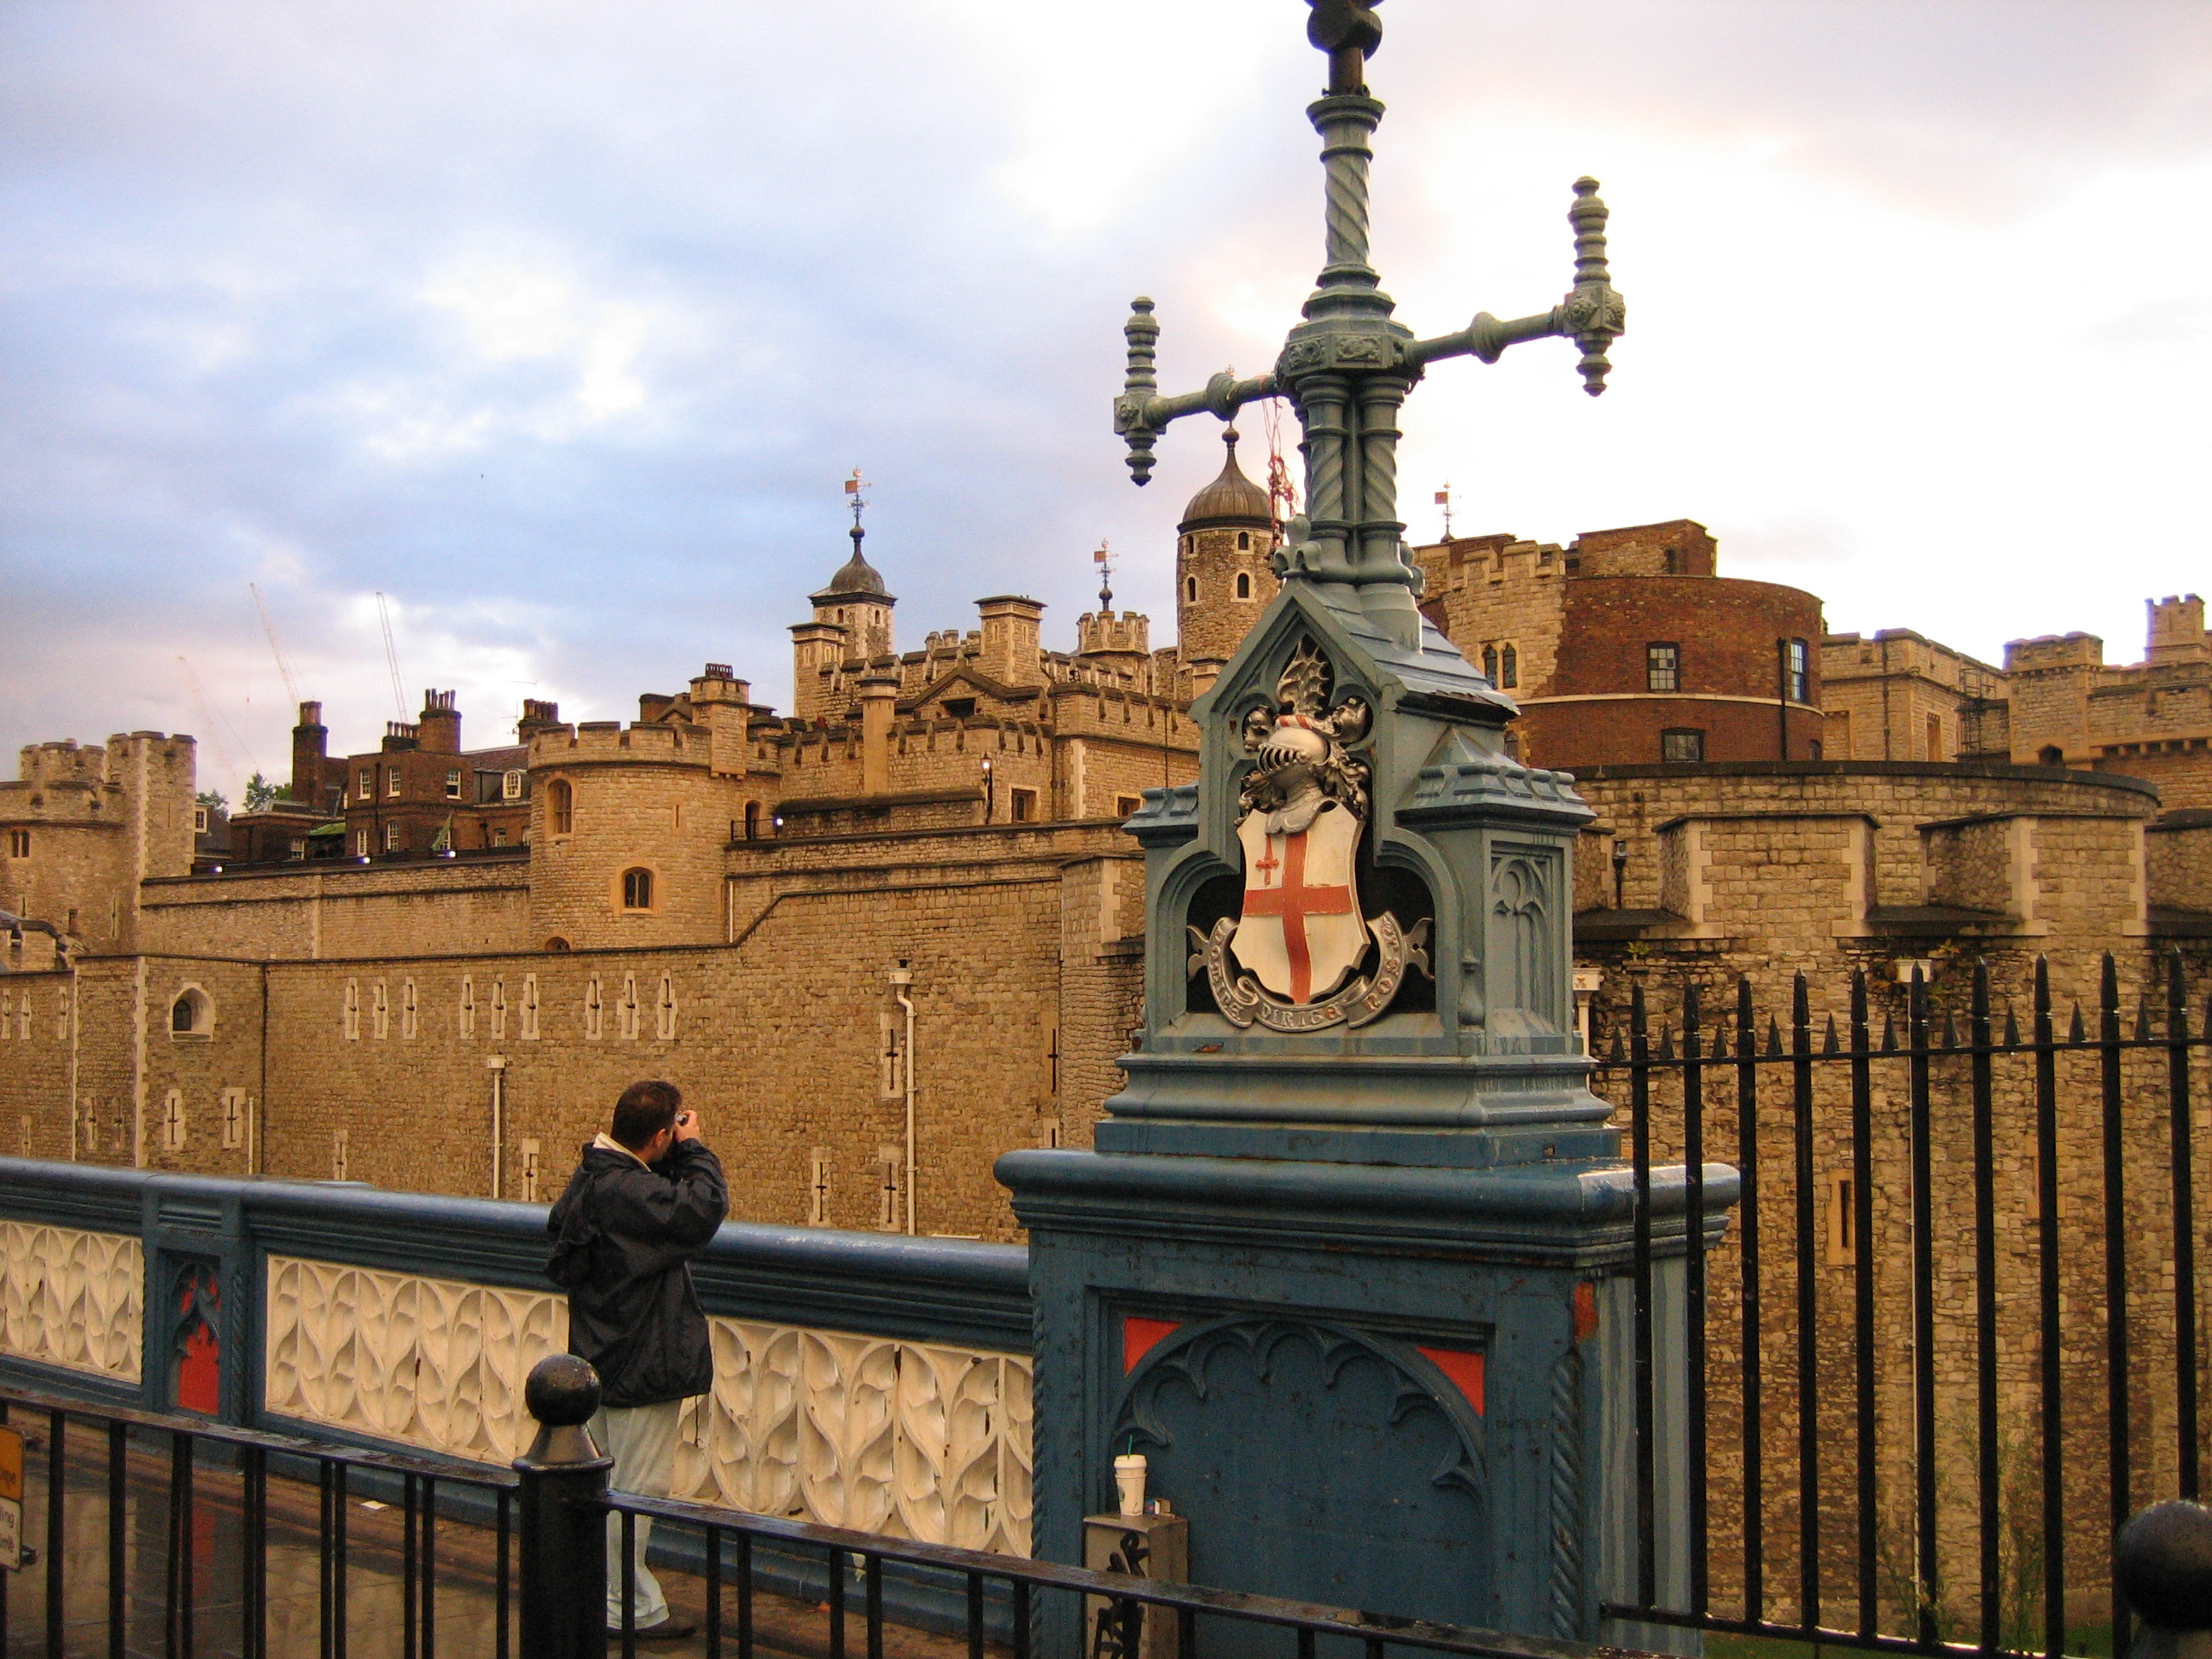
left=1174, top=427, right=1278, bottom=670
left=975, top=597, right=1045, bottom=686
left=2149, top=596, right=2209, bottom=666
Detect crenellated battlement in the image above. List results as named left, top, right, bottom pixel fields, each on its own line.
left=1074, top=609, right=1150, bottom=658
left=2006, top=632, right=2104, bottom=672
left=530, top=720, right=709, bottom=767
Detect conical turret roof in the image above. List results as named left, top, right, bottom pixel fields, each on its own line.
left=1179, top=428, right=1272, bottom=531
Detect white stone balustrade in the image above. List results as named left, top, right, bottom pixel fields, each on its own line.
left=262, top=1254, right=1033, bottom=1554
left=0, top=1222, right=143, bottom=1382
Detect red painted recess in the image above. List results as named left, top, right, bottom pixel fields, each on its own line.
left=1573, top=1281, right=1600, bottom=1345
left=1417, top=1346, right=1485, bottom=1415
left=176, top=1278, right=221, bottom=1415
left=1122, top=1317, right=1182, bottom=1373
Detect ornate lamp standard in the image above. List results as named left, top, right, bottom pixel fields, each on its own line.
left=1004, top=8, right=1718, bottom=1647
left=1112, top=0, right=1626, bottom=650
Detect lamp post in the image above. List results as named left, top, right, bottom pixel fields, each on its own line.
left=1111, top=0, right=1625, bottom=653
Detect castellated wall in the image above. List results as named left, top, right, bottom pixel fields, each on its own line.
left=136, top=857, right=534, bottom=960
left=1569, top=762, right=2167, bottom=1053
left=3, top=823, right=1147, bottom=1243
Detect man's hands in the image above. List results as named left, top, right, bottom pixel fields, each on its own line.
left=672, top=1110, right=703, bottom=1144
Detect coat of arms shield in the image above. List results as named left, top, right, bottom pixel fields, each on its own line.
left=1188, top=636, right=1429, bottom=1033
left=1231, top=800, right=1364, bottom=1004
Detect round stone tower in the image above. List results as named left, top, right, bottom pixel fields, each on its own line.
left=1175, top=427, right=1278, bottom=672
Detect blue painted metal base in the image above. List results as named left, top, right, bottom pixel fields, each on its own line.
left=999, top=1144, right=1731, bottom=1652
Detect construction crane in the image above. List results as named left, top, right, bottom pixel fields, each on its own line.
left=248, top=583, right=301, bottom=710
left=177, top=655, right=259, bottom=788
left=375, top=592, right=409, bottom=721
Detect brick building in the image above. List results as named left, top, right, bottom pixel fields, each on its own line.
left=1413, top=517, right=1827, bottom=768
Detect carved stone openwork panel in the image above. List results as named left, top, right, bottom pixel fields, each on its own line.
left=262, top=1257, right=1033, bottom=1553
left=0, top=1222, right=143, bottom=1382
left=675, top=1321, right=1033, bottom=1557
left=265, top=1256, right=569, bottom=1464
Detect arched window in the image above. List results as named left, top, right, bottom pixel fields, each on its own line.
left=544, top=936, right=571, bottom=952
left=1235, top=572, right=1252, bottom=600
left=1481, top=645, right=1499, bottom=682
left=2039, top=745, right=2065, bottom=767
left=744, top=800, right=762, bottom=840
left=548, top=778, right=573, bottom=835
left=621, top=868, right=655, bottom=911
left=170, top=987, right=212, bottom=1037
left=1499, top=644, right=1518, bottom=690
left=1185, top=576, right=1198, bottom=603
left=1237, top=531, right=1250, bottom=550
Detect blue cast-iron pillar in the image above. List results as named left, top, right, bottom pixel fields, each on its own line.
left=999, top=3, right=1728, bottom=1649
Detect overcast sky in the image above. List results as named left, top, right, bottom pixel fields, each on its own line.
left=4, top=1, right=2210, bottom=801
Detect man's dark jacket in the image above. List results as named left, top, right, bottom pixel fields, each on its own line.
left=546, top=1138, right=728, bottom=1408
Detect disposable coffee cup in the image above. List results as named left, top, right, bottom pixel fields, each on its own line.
left=1114, top=1452, right=1148, bottom=1517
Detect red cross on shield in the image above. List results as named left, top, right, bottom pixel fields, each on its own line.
left=1231, top=804, right=1365, bottom=1004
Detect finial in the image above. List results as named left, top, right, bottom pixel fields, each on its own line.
left=1093, top=542, right=1115, bottom=611
left=1435, top=482, right=1453, bottom=539
left=1116, top=300, right=1161, bottom=485
left=1560, top=178, right=1626, bottom=397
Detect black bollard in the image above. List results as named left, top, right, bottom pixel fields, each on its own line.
left=515, top=1353, right=613, bottom=1659
left=2118, top=1500, right=2212, bottom=1659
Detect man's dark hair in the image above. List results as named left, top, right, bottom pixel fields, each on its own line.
left=612, top=1080, right=683, bottom=1150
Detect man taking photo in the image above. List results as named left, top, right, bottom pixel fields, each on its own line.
left=547, top=1079, right=728, bottom=1644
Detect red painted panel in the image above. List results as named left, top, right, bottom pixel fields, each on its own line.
left=1573, top=1281, right=1599, bottom=1345
left=176, top=1276, right=220, bottom=1415
left=1122, top=1316, right=1182, bottom=1373
left=1417, top=1346, right=1485, bottom=1416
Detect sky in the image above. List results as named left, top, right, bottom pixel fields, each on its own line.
left=3, top=0, right=2210, bottom=803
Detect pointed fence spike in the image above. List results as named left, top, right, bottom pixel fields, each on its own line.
left=2137, top=996, right=2155, bottom=1043
left=1767, top=1016, right=1784, bottom=1058
left=2069, top=1004, right=2087, bottom=1045
left=1658, top=1026, right=1676, bottom=1062
left=1880, top=1015, right=1897, bottom=1052
left=1607, top=1031, right=1626, bottom=1064
left=2004, top=1005, right=2021, bottom=1048
left=1941, top=1010, right=1959, bottom=1050
left=1823, top=1014, right=1840, bottom=1055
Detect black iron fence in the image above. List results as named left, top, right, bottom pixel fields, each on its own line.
left=0, top=1385, right=519, bottom=1658
left=1597, top=952, right=2211, bottom=1659
left=0, top=1372, right=1590, bottom=1659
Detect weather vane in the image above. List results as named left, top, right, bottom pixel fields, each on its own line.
left=1092, top=541, right=1115, bottom=610
left=1112, top=0, right=1625, bottom=649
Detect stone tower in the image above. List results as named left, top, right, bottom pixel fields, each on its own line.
left=1174, top=427, right=1278, bottom=673
left=792, top=522, right=897, bottom=720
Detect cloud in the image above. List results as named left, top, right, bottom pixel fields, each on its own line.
left=3, top=0, right=2211, bottom=802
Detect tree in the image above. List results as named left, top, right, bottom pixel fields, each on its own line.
left=195, top=789, right=229, bottom=815
left=242, top=772, right=289, bottom=812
